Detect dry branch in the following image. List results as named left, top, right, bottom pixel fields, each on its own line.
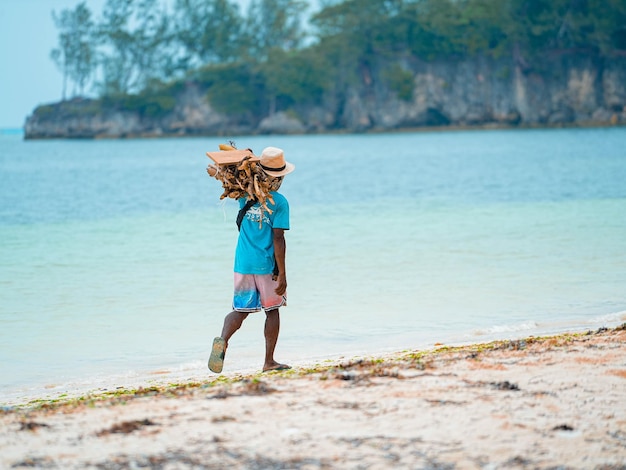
left=206, top=143, right=277, bottom=223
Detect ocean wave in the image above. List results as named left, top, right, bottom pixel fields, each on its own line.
left=585, top=311, right=626, bottom=325
left=473, top=321, right=539, bottom=336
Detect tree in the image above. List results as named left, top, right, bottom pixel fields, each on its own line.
left=51, top=2, right=97, bottom=99
left=260, top=48, right=330, bottom=114
left=96, top=0, right=136, bottom=95
left=551, top=0, right=626, bottom=54
left=245, top=0, right=309, bottom=59
left=97, top=0, right=175, bottom=95
left=312, top=0, right=405, bottom=96
left=202, top=63, right=263, bottom=115
left=130, top=0, right=174, bottom=89
left=48, top=0, right=626, bottom=110
left=173, top=0, right=245, bottom=68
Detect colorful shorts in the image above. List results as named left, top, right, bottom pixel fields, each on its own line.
left=233, top=273, right=286, bottom=313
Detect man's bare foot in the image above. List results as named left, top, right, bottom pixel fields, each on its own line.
left=263, top=362, right=291, bottom=372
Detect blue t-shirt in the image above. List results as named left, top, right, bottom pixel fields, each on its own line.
left=234, top=191, right=290, bottom=275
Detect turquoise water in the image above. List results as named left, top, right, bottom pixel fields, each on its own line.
left=1, top=128, right=625, bottom=405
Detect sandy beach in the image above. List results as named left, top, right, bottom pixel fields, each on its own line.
left=1, top=326, right=625, bottom=469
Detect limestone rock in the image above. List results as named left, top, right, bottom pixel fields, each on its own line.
left=258, top=112, right=305, bottom=134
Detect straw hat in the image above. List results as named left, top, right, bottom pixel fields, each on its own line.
left=258, top=147, right=295, bottom=177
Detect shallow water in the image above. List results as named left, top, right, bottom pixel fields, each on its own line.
left=1, top=127, right=625, bottom=405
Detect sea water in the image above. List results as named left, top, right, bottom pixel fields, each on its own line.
left=1, top=128, right=625, bottom=405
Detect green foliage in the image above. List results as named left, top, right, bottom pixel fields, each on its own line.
left=384, top=64, right=414, bottom=101
left=49, top=0, right=626, bottom=119
left=97, top=0, right=175, bottom=95
left=102, top=90, right=177, bottom=118
left=33, top=105, right=57, bottom=118
left=34, top=99, right=103, bottom=120
left=314, top=0, right=626, bottom=64
left=173, top=0, right=245, bottom=65
left=312, top=0, right=406, bottom=62
left=245, top=0, right=309, bottom=59
left=261, top=48, right=331, bottom=107
left=51, top=1, right=97, bottom=98
left=138, top=95, right=177, bottom=118
left=201, top=63, right=263, bottom=115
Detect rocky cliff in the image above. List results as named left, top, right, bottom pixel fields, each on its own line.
left=24, top=55, right=626, bottom=139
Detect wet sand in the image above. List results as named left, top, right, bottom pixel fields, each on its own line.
left=1, top=326, right=625, bottom=469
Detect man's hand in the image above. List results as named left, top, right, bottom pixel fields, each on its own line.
left=274, top=272, right=287, bottom=296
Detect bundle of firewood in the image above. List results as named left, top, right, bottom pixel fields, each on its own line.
left=206, top=143, right=276, bottom=216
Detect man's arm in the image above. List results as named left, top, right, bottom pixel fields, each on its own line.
left=272, top=228, right=287, bottom=295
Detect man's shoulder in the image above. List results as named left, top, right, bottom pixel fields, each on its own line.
left=270, top=191, right=289, bottom=206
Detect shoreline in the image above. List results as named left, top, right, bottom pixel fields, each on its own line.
left=16, top=120, right=626, bottom=141
left=2, top=325, right=625, bottom=468
left=3, top=313, right=624, bottom=410
left=2, top=313, right=625, bottom=406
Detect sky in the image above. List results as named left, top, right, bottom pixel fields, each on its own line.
left=0, top=0, right=264, bottom=129
left=0, top=0, right=105, bottom=128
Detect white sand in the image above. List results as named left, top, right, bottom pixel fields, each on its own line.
left=1, top=327, right=625, bottom=469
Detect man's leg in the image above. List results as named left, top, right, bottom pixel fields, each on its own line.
left=263, top=308, right=290, bottom=371
left=221, top=310, right=249, bottom=347
left=209, top=310, right=249, bottom=373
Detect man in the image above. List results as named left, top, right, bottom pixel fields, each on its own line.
left=208, top=146, right=295, bottom=373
